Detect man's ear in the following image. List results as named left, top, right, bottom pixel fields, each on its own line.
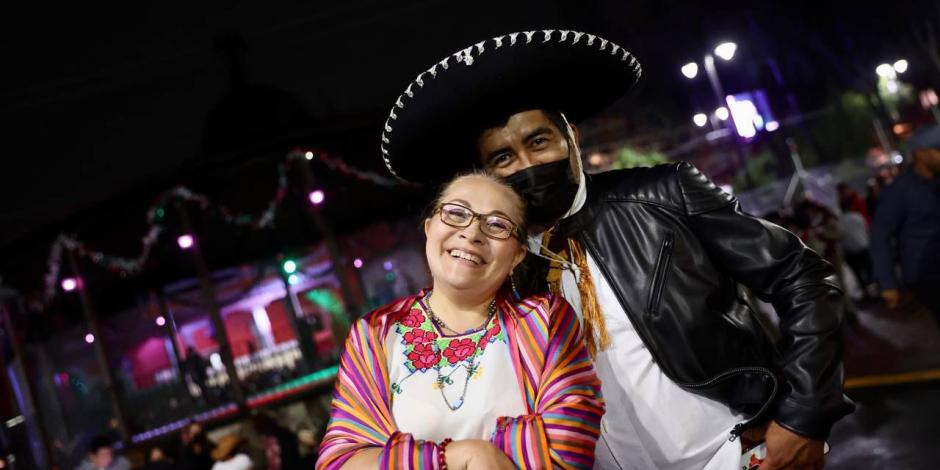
left=424, top=217, right=432, bottom=237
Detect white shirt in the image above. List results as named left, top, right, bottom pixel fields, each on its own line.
left=211, top=454, right=252, bottom=470
left=531, top=168, right=743, bottom=469
left=559, top=253, right=743, bottom=469
left=388, top=307, right=527, bottom=442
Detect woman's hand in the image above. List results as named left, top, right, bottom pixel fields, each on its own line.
left=444, top=440, right=515, bottom=470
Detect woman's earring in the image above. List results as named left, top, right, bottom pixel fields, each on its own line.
left=510, top=272, right=521, bottom=300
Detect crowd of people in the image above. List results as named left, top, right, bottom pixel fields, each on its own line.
left=74, top=417, right=319, bottom=470
left=764, top=126, right=940, bottom=325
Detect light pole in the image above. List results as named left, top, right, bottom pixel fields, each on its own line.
left=872, top=59, right=908, bottom=154
left=682, top=42, right=737, bottom=116
left=682, top=42, right=752, bottom=186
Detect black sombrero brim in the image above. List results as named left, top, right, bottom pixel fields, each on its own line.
left=382, top=30, right=642, bottom=183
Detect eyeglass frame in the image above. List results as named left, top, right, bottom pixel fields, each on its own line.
left=434, top=202, right=524, bottom=240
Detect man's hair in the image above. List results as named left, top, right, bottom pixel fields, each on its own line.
left=88, top=435, right=112, bottom=454
left=479, top=109, right=569, bottom=136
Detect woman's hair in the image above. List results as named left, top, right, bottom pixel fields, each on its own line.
left=424, top=170, right=527, bottom=231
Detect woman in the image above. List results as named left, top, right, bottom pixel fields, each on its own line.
left=317, top=173, right=603, bottom=469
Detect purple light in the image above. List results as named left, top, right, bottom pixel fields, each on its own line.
left=383, top=261, right=393, bottom=271
left=177, top=234, right=195, bottom=250
left=61, top=278, right=78, bottom=292
left=308, top=190, right=325, bottom=205
left=156, top=316, right=166, bottom=326
left=353, top=258, right=364, bottom=269
left=84, top=333, right=95, bottom=344
left=726, top=95, right=758, bottom=139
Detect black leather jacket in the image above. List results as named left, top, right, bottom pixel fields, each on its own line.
left=519, top=162, right=854, bottom=440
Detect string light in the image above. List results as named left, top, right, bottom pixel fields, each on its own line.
left=85, top=333, right=95, bottom=344
left=282, top=260, right=297, bottom=274
left=353, top=258, right=363, bottom=269
left=27, top=147, right=415, bottom=309
left=177, top=234, right=194, bottom=250
left=61, top=278, right=79, bottom=292
left=156, top=316, right=166, bottom=326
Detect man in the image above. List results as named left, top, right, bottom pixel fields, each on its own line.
left=182, top=346, right=211, bottom=404
left=75, top=436, right=131, bottom=470
left=871, top=125, right=940, bottom=317
left=381, top=30, right=853, bottom=469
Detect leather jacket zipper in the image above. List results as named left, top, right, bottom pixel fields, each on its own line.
left=681, top=366, right=780, bottom=441
left=647, top=233, right=675, bottom=316
left=579, top=234, right=671, bottom=373
left=580, top=234, right=780, bottom=442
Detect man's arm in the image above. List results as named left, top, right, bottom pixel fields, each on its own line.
left=676, top=162, right=852, bottom=440
left=870, top=186, right=905, bottom=292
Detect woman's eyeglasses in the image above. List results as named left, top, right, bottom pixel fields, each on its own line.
left=436, top=203, right=521, bottom=240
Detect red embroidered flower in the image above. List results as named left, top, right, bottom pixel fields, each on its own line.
left=478, top=322, right=501, bottom=351
left=403, top=329, right=437, bottom=344
left=407, top=343, right=440, bottom=370
left=443, top=338, right=477, bottom=364
left=400, top=309, right=425, bottom=328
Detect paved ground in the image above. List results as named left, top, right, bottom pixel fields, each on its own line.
left=826, top=299, right=940, bottom=469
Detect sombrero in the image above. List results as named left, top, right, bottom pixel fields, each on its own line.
left=381, top=29, right=642, bottom=183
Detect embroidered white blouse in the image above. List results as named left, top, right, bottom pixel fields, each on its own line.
left=386, top=301, right=526, bottom=443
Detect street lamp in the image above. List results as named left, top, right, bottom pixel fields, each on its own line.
left=715, top=107, right=730, bottom=121
left=714, top=42, right=737, bottom=61
left=681, top=42, right=738, bottom=120
left=875, top=63, right=896, bottom=79
left=893, top=59, right=908, bottom=74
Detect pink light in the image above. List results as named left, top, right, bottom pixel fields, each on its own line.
left=85, top=333, right=95, bottom=344
left=61, top=278, right=78, bottom=292
left=353, top=258, right=363, bottom=269
left=156, top=316, right=166, bottom=326
left=308, top=190, right=325, bottom=205
left=177, top=234, right=195, bottom=250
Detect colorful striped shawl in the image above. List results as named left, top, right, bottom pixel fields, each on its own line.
left=316, top=290, right=603, bottom=469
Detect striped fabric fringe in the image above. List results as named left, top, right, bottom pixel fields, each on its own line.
left=316, top=290, right=604, bottom=469
left=543, top=230, right=611, bottom=357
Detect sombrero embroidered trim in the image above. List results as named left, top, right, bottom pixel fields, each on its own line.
left=381, top=29, right=642, bottom=179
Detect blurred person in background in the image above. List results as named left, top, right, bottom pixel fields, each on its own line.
left=251, top=414, right=300, bottom=470
left=182, top=347, right=211, bottom=405
left=296, top=429, right=319, bottom=468
left=795, top=200, right=857, bottom=320
left=838, top=189, right=875, bottom=297
left=75, top=436, right=131, bottom=470
left=142, top=447, right=178, bottom=470
left=871, top=125, right=940, bottom=319
left=837, top=183, right=871, bottom=226
left=179, top=423, right=214, bottom=470
left=210, top=435, right=252, bottom=470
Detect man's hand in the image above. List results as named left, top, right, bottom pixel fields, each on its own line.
left=882, top=289, right=901, bottom=309
left=760, top=421, right=824, bottom=470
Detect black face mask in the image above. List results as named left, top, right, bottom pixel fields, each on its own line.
left=505, top=158, right=579, bottom=228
